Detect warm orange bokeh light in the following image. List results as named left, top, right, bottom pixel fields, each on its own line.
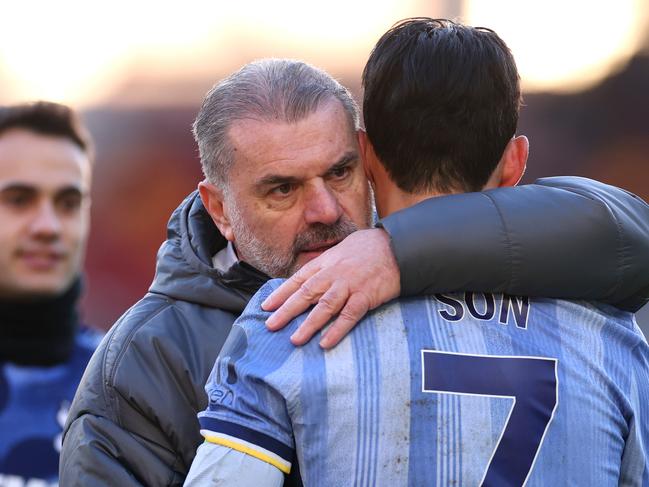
left=466, top=0, right=649, bottom=92
left=0, top=0, right=647, bottom=106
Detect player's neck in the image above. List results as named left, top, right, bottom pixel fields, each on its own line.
left=374, top=180, right=452, bottom=218
left=367, top=152, right=456, bottom=218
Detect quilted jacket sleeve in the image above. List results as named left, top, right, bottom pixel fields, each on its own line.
left=379, top=176, right=649, bottom=312
left=59, top=297, right=232, bottom=486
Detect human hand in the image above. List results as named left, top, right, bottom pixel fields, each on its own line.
left=262, top=228, right=401, bottom=349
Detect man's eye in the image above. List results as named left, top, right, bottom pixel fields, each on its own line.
left=271, top=183, right=294, bottom=196
left=57, top=194, right=82, bottom=212
left=1, top=192, right=33, bottom=209
left=331, top=166, right=351, bottom=179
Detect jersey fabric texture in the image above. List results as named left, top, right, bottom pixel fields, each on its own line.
left=200, top=280, right=649, bottom=487
left=0, top=328, right=101, bottom=486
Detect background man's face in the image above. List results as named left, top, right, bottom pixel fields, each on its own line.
left=221, top=99, right=372, bottom=277
left=0, top=128, right=91, bottom=299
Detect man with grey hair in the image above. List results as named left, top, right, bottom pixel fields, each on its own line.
left=60, top=58, right=649, bottom=486
left=194, top=59, right=372, bottom=279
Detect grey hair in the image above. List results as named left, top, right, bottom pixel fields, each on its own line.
left=192, top=58, right=360, bottom=187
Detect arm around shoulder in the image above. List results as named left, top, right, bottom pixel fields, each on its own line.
left=380, top=176, right=649, bottom=311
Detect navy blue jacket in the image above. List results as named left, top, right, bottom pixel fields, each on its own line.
left=0, top=329, right=101, bottom=486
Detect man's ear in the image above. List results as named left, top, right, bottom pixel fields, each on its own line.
left=198, top=180, right=235, bottom=242
left=489, top=135, right=529, bottom=188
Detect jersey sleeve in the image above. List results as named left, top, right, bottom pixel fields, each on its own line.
left=198, top=280, right=298, bottom=475
left=185, top=441, right=284, bottom=487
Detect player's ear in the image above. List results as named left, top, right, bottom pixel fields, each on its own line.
left=358, top=129, right=377, bottom=186
left=198, top=180, right=235, bottom=242
left=486, top=135, right=529, bottom=189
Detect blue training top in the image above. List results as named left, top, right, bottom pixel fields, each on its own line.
left=0, top=328, right=101, bottom=486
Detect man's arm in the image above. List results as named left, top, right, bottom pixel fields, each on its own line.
left=60, top=299, right=229, bottom=486
left=61, top=413, right=181, bottom=486
left=263, top=177, right=649, bottom=347
left=386, top=176, right=649, bottom=309
left=60, top=321, right=184, bottom=486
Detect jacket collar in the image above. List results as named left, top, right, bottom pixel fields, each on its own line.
left=148, top=191, right=269, bottom=313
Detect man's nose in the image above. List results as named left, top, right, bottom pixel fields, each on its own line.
left=304, top=180, right=343, bottom=226
left=30, top=202, right=62, bottom=239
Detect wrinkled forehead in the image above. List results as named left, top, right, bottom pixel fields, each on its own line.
left=226, top=99, right=358, bottom=178
left=0, top=128, right=91, bottom=192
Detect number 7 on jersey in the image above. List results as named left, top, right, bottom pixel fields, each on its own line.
left=422, top=350, right=559, bottom=487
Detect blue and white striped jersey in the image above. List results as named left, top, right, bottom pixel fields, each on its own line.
left=199, top=279, right=649, bottom=486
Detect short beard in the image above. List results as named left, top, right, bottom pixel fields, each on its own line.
left=230, top=215, right=359, bottom=278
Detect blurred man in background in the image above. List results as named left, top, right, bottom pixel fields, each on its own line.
left=0, top=102, right=101, bottom=486
left=61, top=59, right=649, bottom=486
left=188, top=20, right=649, bottom=486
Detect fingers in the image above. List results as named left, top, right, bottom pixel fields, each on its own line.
left=265, top=272, right=328, bottom=331
left=262, top=263, right=318, bottom=312
left=289, top=284, right=348, bottom=346
left=319, top=294, right=370, bottom=349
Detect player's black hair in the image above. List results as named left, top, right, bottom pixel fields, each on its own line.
left=0, top=101, right=93, bottom=160
left=362, top=18, right=521, bottom=193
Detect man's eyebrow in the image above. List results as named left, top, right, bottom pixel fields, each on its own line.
left=54, top=186, right=85, bottom=198
left=254, top=151, right=360, bottom=188
left=0, top=183, right=86, bottom=197
left=0, top=183, right=37, bottom=194
left=325, top=152, right=359, bottom=174
left=256, top=174, right=301, bottom=188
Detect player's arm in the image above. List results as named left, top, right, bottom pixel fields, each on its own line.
left=184, top=441, right=284, bottom=487
left=189, top=285, right=298, bottom=484
left=263, top=176, right=649, bottom=347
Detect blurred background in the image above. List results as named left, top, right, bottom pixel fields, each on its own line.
left=1, top=0, right=647, bottom=334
